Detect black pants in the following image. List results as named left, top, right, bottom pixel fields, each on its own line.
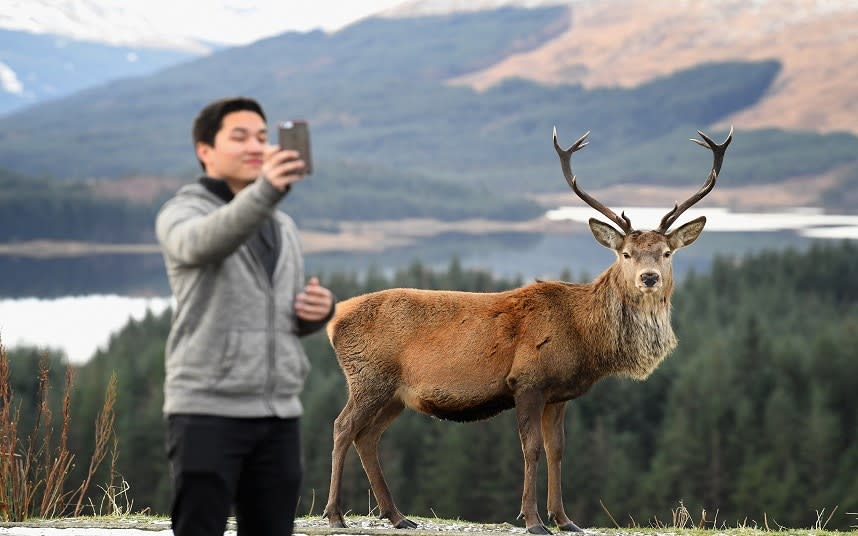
left=166, top=414, right=303, bottom=536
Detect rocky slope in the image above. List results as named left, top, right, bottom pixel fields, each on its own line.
left=444, top=0, right=857, bottom=135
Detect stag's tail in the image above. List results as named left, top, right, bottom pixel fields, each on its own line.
left=325, top=294, right=367, bottom=346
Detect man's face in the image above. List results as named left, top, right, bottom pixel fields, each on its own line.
left=196, top=110, right=267, bottom=186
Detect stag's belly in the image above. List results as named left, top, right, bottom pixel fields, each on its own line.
left=397, top=346, right=515, bottom=422
left=398, top=383, right=515, bottom=422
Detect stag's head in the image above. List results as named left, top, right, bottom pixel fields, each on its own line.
left=553, top=127, right=733, bottom=297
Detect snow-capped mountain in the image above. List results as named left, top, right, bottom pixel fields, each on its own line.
left=0, top=0, right=411, bottom=115
left=1, top=0, right=212, bottom=53
left=0, top=0, right=411, bottom=52
left=0, top=28, right=200, bottom=116
left=1, top=0, right=855, bottom=134
left=378, top=0, right=571, bottom=18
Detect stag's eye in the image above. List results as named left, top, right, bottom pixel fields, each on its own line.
left=622, top=252, right=631, bottom=259
left=663, top=251, right=672, bottom=258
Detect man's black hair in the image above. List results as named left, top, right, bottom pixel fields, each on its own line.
left=192, top=97, right=267, bottom=171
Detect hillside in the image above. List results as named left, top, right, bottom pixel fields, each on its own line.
left=449, top=0, right=858, bottom=135
left=0, top=4, right=855, bottom=216
left=0, top=29, right=200, bottom=116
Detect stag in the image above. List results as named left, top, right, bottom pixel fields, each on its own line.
left=323, top=127, right=733, bottom=534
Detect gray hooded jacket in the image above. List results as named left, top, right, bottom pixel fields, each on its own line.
left=156, top=178, right=309, bottom=418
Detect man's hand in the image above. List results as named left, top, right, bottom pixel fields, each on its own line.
left=295, top=277, right=334, bottom=322
left=262, top=145, right=306, bottom=191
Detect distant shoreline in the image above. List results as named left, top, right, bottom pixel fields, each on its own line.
left=2, top=175, right=848, bottom=259
left=0, top=240, right=162, bottom=258
left=0, top=216, right=581, bottom=259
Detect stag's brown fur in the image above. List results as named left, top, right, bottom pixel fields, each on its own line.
left=331, top=260, right=676, bottom=419
left=323, top=128, right=731, bottom=534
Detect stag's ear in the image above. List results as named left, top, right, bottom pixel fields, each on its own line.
left=666, top=216, right=706, bottom=250
left=589, top=218, right=624, bottom=250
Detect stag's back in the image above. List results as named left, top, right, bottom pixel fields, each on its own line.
left=328, top=287, right=519, bottom=363
left=328, top=287, right=538, bottom=419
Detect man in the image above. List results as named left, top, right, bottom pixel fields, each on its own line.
left=156, top=96, right=335, bottom=536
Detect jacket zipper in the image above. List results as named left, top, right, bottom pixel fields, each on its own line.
left=245, top=242, right=277, bottom=414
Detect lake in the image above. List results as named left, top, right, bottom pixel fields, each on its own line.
left=0, top=207, right=855, bottom=364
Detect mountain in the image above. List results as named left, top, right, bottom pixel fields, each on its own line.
left=0, top=3, right=854, bottom=205
left=0, top=6, right=576, bottom=180
left=0, top=29, right=202, bottom=116
left=448, top=0, right=857, bottom=136
left=0, top=0, right=252, bottom=52
left=378, top=0, right=570, bottom=17
left=1, top=0, right=376, bottom=116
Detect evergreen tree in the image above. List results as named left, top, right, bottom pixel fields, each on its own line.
left=11, top=244, right=855, bottom=528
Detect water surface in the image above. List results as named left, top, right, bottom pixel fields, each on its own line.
left=1, top=207, right=853, bottom=364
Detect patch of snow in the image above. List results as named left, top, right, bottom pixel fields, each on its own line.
left=378, top=0, right=573, bottom=18
left=0, top=62, right=25, bottom=94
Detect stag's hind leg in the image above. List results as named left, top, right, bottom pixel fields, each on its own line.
left=324, top=384, right=410, bottom=529
left=325, top=391, right=393, bottom=528
left=542, top=402, right=584, bottom=532
left=324, top=396, right=359, bottom=528
left=353, top=398, right=417, bottom=529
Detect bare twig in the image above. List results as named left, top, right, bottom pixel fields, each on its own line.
left=627, top=513, right=638, bottom=528
left=650, top=515, right=664, bottom=529
left=814, top=506, right=838, bottom=530
left=307, top=488, right=316, bottom=517
left=672, top=500, right=691, bottom=529
left=697, top=507, right=707, bottom=529
left=97, top=477, right=133, bottom=516
left=599, top=498, right=620, bottom=528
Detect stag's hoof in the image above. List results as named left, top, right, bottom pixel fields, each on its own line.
left=527, top=524, right=553, bottom=535
left=394, top=518, right=419, bottom=529
left=323, top=510, right=347, bottom=529
left=557, top=522, right=585, bottom=532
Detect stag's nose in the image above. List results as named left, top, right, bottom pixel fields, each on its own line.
left=640, top=272, right=660, bottom=287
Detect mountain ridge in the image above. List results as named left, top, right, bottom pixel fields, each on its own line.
left=449, top=0, right=857, bottom=135
left=0, top=3, right=854, bottom=215
left=1, top=0, right=259, bottom=53
left=0, top=29, right=200, bottom=116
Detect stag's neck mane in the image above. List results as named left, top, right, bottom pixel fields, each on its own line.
left=586, top=264, right=677, bottom=380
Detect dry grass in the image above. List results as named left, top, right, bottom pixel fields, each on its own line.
left=597, top=498, right=851, bottom=533
left=0, top=338, right=119, bottom=521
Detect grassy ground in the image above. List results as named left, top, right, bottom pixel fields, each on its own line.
left=0, top=515, right=854, bottom=535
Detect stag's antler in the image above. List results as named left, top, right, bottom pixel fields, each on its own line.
left=657, top=126, right=733, bottom=233
left=553, top=127, right=632, bottom=234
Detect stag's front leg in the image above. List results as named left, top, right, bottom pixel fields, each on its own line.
left=542, top=402, right=584, bottom=532
left=515, top=390, right=551, bottom=534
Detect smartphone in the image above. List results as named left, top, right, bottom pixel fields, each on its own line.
left=278, top=120, right=313, bottom=174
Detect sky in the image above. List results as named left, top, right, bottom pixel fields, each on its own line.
left=112, top=0, right=410, bottom=43
left=0, top=0, right=411, bottom=50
